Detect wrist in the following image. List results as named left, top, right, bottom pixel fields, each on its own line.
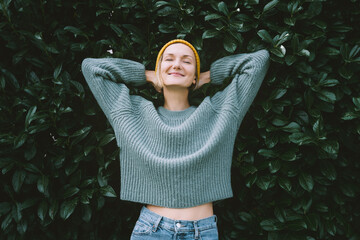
left=201, top=71, right=211, bottom=84
left=206, top=71, right=211, bottom=83
left=145, top=70, right=153, bottom=82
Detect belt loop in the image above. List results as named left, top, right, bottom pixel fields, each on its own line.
left=214, top=215, right=218, bottom=223
left=194, top=220, right=199, bottom=239
left=152, top=216, right=162, bottom=232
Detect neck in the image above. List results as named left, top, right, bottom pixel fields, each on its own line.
left=163, top=86, right=191, bottom=111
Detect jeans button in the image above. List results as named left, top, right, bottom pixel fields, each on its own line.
left=176, top=223, right=181, bottom=228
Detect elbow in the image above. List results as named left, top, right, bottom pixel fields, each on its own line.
left=81, top=58, right=96, bottom=75
left=256, top=49, right=270, bottom=64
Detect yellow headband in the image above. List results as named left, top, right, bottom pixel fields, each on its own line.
left=155, top=39, right=200, bottom=83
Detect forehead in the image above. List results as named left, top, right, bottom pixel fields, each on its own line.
left=163, top=43, right=195, bottom=58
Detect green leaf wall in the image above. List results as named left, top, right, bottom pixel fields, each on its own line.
left=1, top=0, right=359, bottom=239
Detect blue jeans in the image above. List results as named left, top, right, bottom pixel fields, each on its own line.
left=130, top=206, right=219, bottom=240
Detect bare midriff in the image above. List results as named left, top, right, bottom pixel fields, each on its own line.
left=146, top=202, right=214, bottom=221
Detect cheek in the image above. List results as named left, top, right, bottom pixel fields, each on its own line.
left=186, top=65, right=196, bottom=75
left=160, top=61, right=170, bottom=70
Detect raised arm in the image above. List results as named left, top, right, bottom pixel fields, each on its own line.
left=81, top=58, right=147, bottom=125
left=208, top=49, right=270, bottom=121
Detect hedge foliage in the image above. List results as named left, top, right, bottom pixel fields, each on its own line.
left=1, top=0, right=360, bottom=239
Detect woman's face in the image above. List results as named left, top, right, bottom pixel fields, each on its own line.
left=160, top=43, right=196, bottom=90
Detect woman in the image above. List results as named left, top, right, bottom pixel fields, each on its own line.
left=81, top=39, right=270, bottom=239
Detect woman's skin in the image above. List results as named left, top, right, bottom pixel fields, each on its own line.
left=146, top=43, right=211, bottom=111
left=145, top=43, right=213, bottom=220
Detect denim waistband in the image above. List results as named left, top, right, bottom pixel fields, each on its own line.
left=138, top=205, right=218, bottom=232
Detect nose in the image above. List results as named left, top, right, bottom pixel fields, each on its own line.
left=172, top=59, right=181, bottom=69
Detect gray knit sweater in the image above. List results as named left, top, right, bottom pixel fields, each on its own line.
left=81, top=49, right=270, bottom=208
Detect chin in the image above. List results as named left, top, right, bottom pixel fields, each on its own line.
left=163, top=83, right=190, bottom=89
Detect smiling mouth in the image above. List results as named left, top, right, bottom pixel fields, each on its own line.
left=169, top=73, right=184, bottom=77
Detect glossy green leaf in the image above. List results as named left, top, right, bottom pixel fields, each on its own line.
left=256, top=175, right=276, bottom=190
left=260, top=218, right=282, bottom=231
left=24, top=143, right=37, bottom=160
left=270, top=88, right=287, bottom=100
left=71, top=126, right=92, bottom=137
left=274, top=206, right=286, bottom=223
left=245, top=173, right=257, bottom=188
left=12, top=170, right=26, bottom=193
left=285, top=54, right=297, bottom=65
left=238, top=211, right=252, bottom=222
left=289, top=133, right=313, bottom=145
left=271, top=47, right=286, bottom=57
left=326, top=220, right=336, bottom=236
left=317, top=90, right=336, bottom=103
left=299, top=172, right=314, bottom=192
left=202, top=29, right=219, bottom=39
left=286, top=219, right=307, bottom=231
left=349, top=45, right=360, bottom=58
left=280, top=152, right=297, bottom=163
left=1, top=213, right=12, bottom=231
left=320, top=161, right=336, bottom=181
left=110, top=23, right=123, bottom=37
left=100, top=185, right=117, bottom=198
left=282, top=122, right=301, bottom=133
left=239, top=164, right=257, bottom=176
left=205, top=13, right=222, bottom=21
left=25, top=106, right=37, bottom=129
left=304, top=213, right=319, bottom=231
left=258, top=149, right=277, bottom=158
left=321, top=47, right=340, bottom=56
left=272, top=116, right=288, bottom=126
left=154, top=1, right=168, bottom=8
left=37, top=200, right=48, bottom=221
left=63, top=186, right=80, bottom=199
left=319, top=78, right=339, bottom=87
left=99, top=133, right=115, bottom=146
left=14, top=133, right=28, bottom=149
left=341, top=184, right=356, bottom=198
left=159, top=23, right=175, bottom=33
left=80, top=189, right=94, bottom=204
left=278, top=177, right=292, bottom=192
left=48, top=200, right=58, bottom=220
left=339, top=66, right=353, bottom=79
left=65, top=162, right=79, bottom=176
left=37, top=175, right=49, bottom=194
left=60, top=198, right=78, bottom=220
left=224, top=36, right=237, bottom=53
left=320, top=140, right=339, bottom=156
left=218, top=2, right=229, bottom=16
left=263, top=0, right=279, bottom=12
left=181, top=19, right=194, bottom=33
left=64, top=26, right=85, bottom=37
left=353, top=97, right=360, bottom=109
left=257, top=29, right=272, bottom=43
left=23, top=163, right=41, bottom=174
left=53, top=64, right=62, bottom=80
left=269, top=159, right=281, bottom=173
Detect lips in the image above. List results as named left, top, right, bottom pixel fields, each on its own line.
left=169, top=72, right=184, bottom=77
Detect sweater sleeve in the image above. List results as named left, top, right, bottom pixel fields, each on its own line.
left=209, top=49, right=270, bottom=123
left=81, top=58, right=147, bottom=125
